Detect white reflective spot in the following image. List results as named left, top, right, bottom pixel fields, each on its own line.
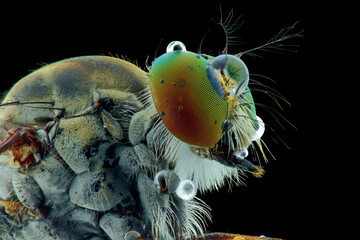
left=166, top=41, right=187, bottom=53
left=35, top=129, right=49, bottom=145
left=153, top=170, right=180, bottom=194
left=153, top=171, right=164, bottom=193
left=176, top=179, right=197, bottom=201
left=234, top=148, right=248, bottom=159
left=124, top=230, right=141, bottom=240
left=253, top=116, right=265, bottom=141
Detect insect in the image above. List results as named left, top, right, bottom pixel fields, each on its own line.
left=0, top=19, right=300, bottom=240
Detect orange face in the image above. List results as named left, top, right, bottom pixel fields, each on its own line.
left=149, top=50, right=228, bottom=147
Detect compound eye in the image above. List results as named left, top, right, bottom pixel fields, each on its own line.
left=208, top=54, right=249, bottom=97
left=166, top=41, right=187, bottom=53
left=149, top=50, right=228, bottom=147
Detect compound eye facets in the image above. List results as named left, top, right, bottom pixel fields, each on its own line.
left=149, top=45, right=228, bottom=147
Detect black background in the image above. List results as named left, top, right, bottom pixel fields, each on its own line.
left=2, top=1, right=306, bottom=239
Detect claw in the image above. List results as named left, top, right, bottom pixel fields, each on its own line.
left=0, top=126, right=44, bottom=171
left=0, top=199, right=23, bottom=216
left=0, top=199, right=40, bottom=222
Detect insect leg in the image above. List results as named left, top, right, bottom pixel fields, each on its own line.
left=129, top=109, right=156, bottom=145
left=0, top=128, right=21, bottom=154
left=0, top=126, right=46, bottom=171
left=11, top=172, right=44, bottom=212
left=137, top=172, right=172, bottom=239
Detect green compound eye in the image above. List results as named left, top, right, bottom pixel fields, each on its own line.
left=149, top=42, right=228, bottom=147
left=149, top=41, right=257, bottom=149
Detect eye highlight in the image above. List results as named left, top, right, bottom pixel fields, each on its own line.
left=166, top=41, right=187, bottom=53
left=206, top=54, right=249, bottom=97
